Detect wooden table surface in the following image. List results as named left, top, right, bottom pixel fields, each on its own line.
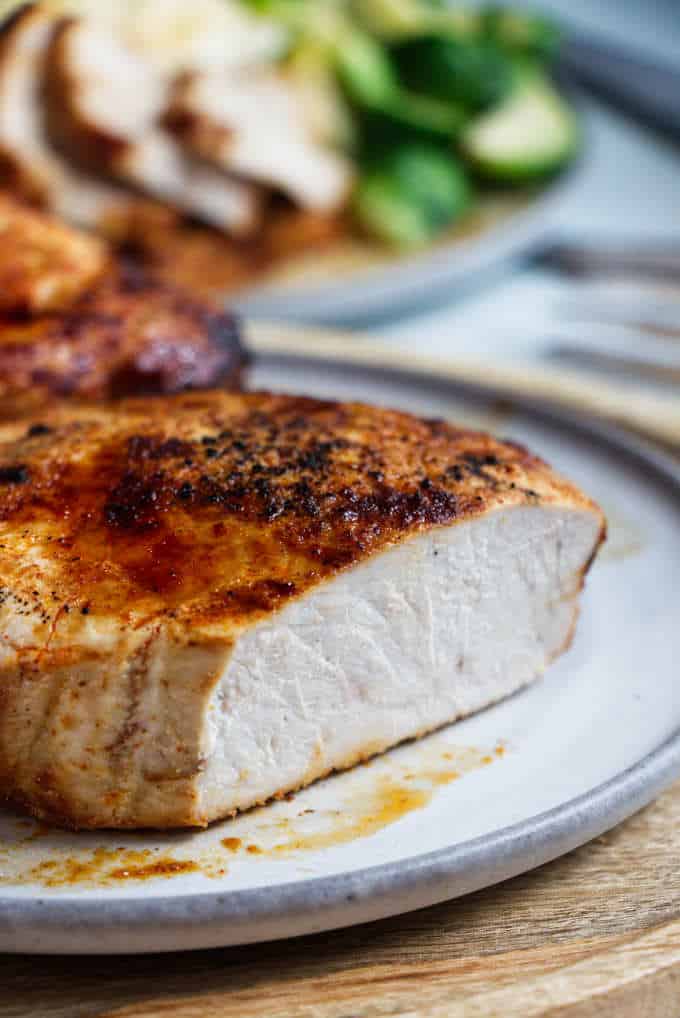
left=2, top=778, right=680, bottom=1018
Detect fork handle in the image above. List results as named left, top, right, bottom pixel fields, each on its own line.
left=559, top=33, right=680, bottom=143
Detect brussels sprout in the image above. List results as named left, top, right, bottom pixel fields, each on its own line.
left=460, top=68, right=579, bottom=181
left=378, top=89, right=467, bottom=139
left=337, top=30, right=466, bottom=140
left=393, top=36, right=513, bottom=112
left=353, top=173, right=432, bottom=246
left=353, top=143, right=469, bottom=246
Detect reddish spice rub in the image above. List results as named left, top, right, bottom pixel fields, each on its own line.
left=17, top=848, right=200, bottom=886
left=0, top=390, right=579, bottom=629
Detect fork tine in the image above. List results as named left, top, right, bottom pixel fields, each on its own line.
left=537, top=241, right=680, bottom=281
left=555, top=284, right=680, bottom=339
left=547, top=345, right=680, bottom=386
left=548, top=319, right=680, bottom=363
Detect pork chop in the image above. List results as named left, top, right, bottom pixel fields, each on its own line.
left=0, top=190, right=108, bottom=314
left=0, top=261, right=246, bottom=414
left=0, top=392, right=605, bottom=828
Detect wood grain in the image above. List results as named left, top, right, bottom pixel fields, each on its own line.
left=2, top=783, right=680, bottom=1018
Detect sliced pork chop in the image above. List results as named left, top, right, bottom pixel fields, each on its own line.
left=0, top=392, right=605, bottom=829
left=0, top=190, right=108, bottom=313
left=165, top=70, right=353, bottom=212
left=0, top=4, right=131, bottom=229
left=0, top=261, right=246, bottom=415
left=45, top=17, right=262, bottom=235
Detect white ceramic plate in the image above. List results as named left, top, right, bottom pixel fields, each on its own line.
left=2, top=352, right=679, bottom=955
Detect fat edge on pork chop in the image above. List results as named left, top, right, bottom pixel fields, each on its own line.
left=0, top=391, right=606, bottom=829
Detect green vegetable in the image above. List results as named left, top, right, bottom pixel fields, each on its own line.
left=336, top=29, right=466, bottom=141
left=353, top=0, right=481, bottom=39
left=240, top=0, right=304, bottom=26
left=460, top=68, right=579, bottom=181
left=350, top=0, right=435, bottom=39
left=374, top=89, right=467, bottom=140
left=243, top=0, right=576, bottom=247
left=393, top=36, right=513, bottom=112
left=353, top=143, right=469, bottom=246
left=481, top=6, right=561, bottom=61
left=354, top=173, right=433, bottom=246
left=336, top=29, right=400, bottom=107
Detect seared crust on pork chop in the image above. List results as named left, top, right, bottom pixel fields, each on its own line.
left=0, top=190, right=108, bottom=313
left=0, top=261, right=246, bottom=412
left=0, top=392, right=605, bottom=828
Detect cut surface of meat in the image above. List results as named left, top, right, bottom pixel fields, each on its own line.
left=0, top=261, right=246, bottom=413
left=0, top=189, right=108, bottom=313
left=45, top=17, right=262, bottom=235
left=114, top=132, right=262, bottom=237
left=166, top=70, right=353, bottom=212
left=0, top=4, right=131, bottom=228
left=0, top=392, right=605, bottom=828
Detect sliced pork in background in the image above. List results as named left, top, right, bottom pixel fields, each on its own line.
left=0, top=392, right=605, bottom=828
left=0, top=4, right=132, bottom=228
left=165, top=70, right=353, bottom=213
left=45, top=17, right=262, bottom=236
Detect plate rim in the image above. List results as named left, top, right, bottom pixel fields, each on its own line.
left=2, top=360, right=679, bottom=954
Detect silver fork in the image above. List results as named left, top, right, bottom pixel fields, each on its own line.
left=535, top=240, right=680, bottom=386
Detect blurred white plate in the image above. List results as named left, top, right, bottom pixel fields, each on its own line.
left=2, top=346, right=678, bottom=955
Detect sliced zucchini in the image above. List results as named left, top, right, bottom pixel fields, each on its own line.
left=460, top=70, right=578, bottom=181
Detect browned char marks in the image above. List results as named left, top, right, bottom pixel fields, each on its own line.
left=0, top=391, right=596, bottom=634
left=0, top=260, right=246, bottom=412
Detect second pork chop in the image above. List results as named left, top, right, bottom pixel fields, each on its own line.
left=0, top=260, right=246, bottom=413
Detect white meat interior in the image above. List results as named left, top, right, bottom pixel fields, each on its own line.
left=198, top=503, right=599, bottom=816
